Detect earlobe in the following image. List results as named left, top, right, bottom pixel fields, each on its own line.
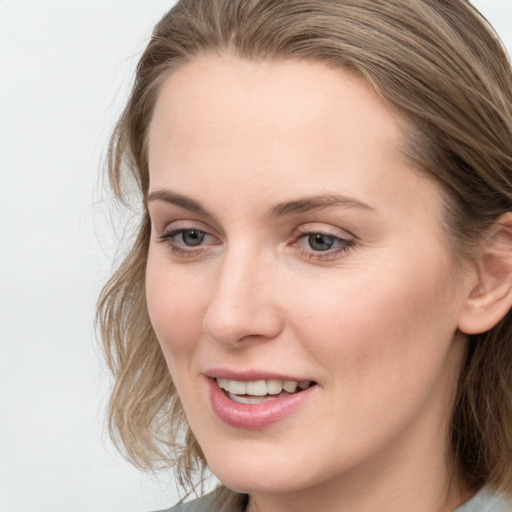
left=458, top=213, right=512, bottom=335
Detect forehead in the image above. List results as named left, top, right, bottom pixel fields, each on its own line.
left=148, top=56, right=403, bottom=163
left=147, top=55, right=431, bottom=216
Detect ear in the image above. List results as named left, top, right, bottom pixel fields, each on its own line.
left=458, top=213, right=512, bottom=335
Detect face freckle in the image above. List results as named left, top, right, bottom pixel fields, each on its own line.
left=145, top=55, right=471, bottom=504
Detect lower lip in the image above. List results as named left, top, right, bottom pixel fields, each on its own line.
left=207, top=378, right=315, bottom=429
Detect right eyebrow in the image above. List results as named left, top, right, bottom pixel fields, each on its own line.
left=147, top=189, right=214, bottom=218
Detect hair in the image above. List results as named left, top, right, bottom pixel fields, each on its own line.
left=97, top=0, right=512, bottom=496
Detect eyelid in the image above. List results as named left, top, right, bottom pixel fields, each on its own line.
left=157, top=219, right=215, bottom=235
left=148, top=202, right=226, bottom=239
left=294, top=222, right=356, bottom=240
left=154, top=219, right=356, bottom=261
left=155, top=219, right=221, bottom=256
left=290, top=223, right=356, bottom=261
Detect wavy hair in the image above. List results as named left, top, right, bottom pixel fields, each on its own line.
left=97, top=0, right=512, bottom=494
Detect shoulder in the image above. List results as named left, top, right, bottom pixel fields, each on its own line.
left=155, top=493, right=217, bottom=512
left=155, top=493, right=219, bottom=512
left=455, top=487, right=512, bottom=512
left=155, top=488, right=246, bottom=512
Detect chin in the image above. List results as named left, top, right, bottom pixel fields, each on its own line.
left=212, top=466, right=308, bottom=495
left=201, top=440, right=334, bottom=496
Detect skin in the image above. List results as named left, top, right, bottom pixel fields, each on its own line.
left=145, top=56, right=477, bottom=512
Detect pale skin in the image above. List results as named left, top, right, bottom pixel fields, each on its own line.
left=145, top=56, right=512, bottom=512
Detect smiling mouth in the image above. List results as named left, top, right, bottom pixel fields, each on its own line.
left=215, top=378, right=316, bottom=404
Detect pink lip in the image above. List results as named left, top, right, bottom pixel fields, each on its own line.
left=204, top=368, right=311, bottom=382
left=206, top=377, right=316, bottom=430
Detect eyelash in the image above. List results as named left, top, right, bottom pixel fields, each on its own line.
left=157, top=226, right=354, bottom=261
left=294, top=227, right=354, bottom=261
left=157, top=228, right=216, bottom=257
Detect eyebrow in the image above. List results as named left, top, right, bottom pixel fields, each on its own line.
left=270, top=194, right=376, bottom=216
left=147, top=189, right=375, bottom=217
left=147, top=189, right=214, bottom=218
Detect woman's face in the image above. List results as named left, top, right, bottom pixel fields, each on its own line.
left=146, top=57, right=473, bottom=502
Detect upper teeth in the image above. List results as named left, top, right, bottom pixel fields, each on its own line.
left=216, top=378, right=311, bottom=396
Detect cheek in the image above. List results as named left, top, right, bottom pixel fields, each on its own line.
left=282, top=254, right=466, bottom=458
left=289, top=250, right=462, bottom=392
left=145, top=253, right=209, bottom=369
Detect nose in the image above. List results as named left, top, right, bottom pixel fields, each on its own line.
left=202, top=248, right=284, bottom=347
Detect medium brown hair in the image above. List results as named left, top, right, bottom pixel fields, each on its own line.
left=97, top=0, right=512, bottom=494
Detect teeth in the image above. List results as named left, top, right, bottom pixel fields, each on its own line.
left=267, top=379, right=283, bottom=394
left=228, top=393, right=277, bottom=404
left=216, top=378, right=312, bottom=397
left=283, top=380, right=297, bottom=392
left=246, top=380, right=267, bottom=396
left=217, top=377, right=229, bottom=390
left=229, top=380, right=247, bottom=395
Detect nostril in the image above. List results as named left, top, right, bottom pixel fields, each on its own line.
left=202, top=298, right=284, bottom=347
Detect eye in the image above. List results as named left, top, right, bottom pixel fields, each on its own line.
left=178, top=229, right=206, bottom=247
left=306, top=233, right=338, bottom=251
left=156, top=226, right=218, bottom=256
left=293, top=227, right=354, bottom=261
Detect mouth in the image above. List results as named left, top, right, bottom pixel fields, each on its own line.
left=216, top=377, right=316, bottom=405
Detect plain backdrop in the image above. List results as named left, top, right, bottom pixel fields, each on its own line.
left=0, top=1, right=511, bottom=511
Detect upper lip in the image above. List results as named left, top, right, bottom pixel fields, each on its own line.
left=203, top=368, right=315, bottom=382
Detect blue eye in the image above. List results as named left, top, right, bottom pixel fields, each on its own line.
left=179, top=229, right=206, bottom=247
left=157, top=227, right=215, bottom=256
left=307, top=233, right=336, bottom=251
left=294, top=229, right=354, bottom=261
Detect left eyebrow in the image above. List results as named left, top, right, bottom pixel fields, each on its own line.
left=270, top=194, right=376, bottom=217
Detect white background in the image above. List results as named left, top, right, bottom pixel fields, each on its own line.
left=0, top=1, right=511, bottom=511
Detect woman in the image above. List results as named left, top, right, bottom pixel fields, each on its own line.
left=97, top=1, right=512, bottom=510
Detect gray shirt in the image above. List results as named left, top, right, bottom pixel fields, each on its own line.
left=161, top=486, right=512, bottom=512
